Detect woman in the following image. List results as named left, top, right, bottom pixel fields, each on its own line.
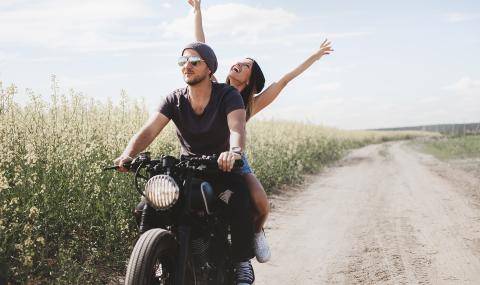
left=187, top=0, right=333, bottom=263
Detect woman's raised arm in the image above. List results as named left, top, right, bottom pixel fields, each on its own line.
left=187, top=0, right=206, bottom=43
left=251, top=39, right=334, bottom=117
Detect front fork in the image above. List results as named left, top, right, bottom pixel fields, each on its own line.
left=139, top=204, right=192, bottom=285
left=138, top=202, right=155, bottom=234
left=175, top=225, right=191, bottom=285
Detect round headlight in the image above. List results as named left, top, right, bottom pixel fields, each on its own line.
left=144, top=175, right=180, bottom=210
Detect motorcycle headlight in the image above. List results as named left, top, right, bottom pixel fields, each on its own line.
left=144, top=175, right=180, bottom=210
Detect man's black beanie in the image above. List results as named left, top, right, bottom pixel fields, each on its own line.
left=182, top=42, right=218, bottom=74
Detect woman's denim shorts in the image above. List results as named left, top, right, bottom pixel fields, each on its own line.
left=240, top=154, right=253, bottom=174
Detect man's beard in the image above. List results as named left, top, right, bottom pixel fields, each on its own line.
left=184, top=73, right=208, bottom=86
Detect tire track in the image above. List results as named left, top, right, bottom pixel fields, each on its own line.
left=255, top=142, right=480, bottom=284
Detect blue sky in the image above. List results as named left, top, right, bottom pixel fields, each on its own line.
left=1, top=0, right=479, bottom=129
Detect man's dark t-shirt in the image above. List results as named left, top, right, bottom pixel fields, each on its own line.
left=157, top=82, right=244, bottom=156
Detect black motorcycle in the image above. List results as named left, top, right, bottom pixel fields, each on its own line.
left=106, top=152, right=245, bottom=285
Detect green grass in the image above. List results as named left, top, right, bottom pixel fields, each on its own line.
left=419, top=135, right=480, bottom=160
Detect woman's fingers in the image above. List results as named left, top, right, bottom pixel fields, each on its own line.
left=321, top=41, right=332, bottom=49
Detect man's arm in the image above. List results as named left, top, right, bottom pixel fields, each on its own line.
left=217, top=108, right=246, bottom=172
left=114, top=112, right=170, bottom=171
left=227, top=109, right=246, bottom=152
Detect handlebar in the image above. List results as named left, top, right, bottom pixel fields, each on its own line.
left=103, top=153, right=243, bottom=173
left=104, top=153, right=244, bottom=198
left=181, top=155, right=244, bottom=169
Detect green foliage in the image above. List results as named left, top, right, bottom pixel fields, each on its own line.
left=419, top=135, right=480, bottom=160
left=0, top=80, right=431, bottom=283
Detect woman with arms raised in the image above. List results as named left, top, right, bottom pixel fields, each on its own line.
left=187, top=0, right=334, bottom=263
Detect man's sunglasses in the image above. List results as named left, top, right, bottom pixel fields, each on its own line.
left=178, top=56, right=205, bottom=67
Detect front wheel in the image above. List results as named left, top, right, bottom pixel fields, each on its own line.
left=125, top=228, right=176, bottom=285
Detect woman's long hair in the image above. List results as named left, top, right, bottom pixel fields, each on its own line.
left=226, top=58, right=265, bottom=120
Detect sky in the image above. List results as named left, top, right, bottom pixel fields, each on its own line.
left=0, top=0, right=479, bottom=129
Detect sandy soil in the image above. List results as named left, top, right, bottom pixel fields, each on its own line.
left=254, top=141, right=480, bottom=284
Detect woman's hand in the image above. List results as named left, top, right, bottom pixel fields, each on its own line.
left=187, top=0, right=201, bottom=10
left=314, top=39, right=334, bottom=60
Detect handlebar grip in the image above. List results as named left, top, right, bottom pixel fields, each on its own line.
left=233, top=159, right=244, bottom=168
left=103, top=161, right=132, bottom=171
left=103, top=166, right=119, bottom=171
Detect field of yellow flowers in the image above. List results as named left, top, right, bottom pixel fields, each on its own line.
left=0, top=79, right=433, bottom=283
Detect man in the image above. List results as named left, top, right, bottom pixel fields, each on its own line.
left=114, top=42, right=255, bottom=285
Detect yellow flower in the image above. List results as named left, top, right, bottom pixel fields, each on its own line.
left=24, top=237, right=33, bottom=247
left=36, top=236, right=45, bottom=246
left=23, top=255, right=33, bottom=267
left=0, top=172, right=8, bottom=192
left=28, top=206, right=39, bottom=219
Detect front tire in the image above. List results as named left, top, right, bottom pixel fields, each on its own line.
left=125, top=228, right=176, bottom=285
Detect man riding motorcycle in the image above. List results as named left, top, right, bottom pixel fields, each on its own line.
left=114, top=42, right=256, bottom=285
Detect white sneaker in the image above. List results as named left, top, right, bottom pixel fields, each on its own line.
left=253, top=230, right=271, bottom=263
left=234, top=260, right=255, bottom=285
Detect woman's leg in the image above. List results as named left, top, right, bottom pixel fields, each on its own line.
left=244, top=173, right=270, bottom=233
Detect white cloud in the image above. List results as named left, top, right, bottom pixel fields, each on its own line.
left=161, top=3, right=296, bottom=42
left=303, top=63, right=357, bottom=77
left=315, top=82, right=341, bottom=92
left=0, top=0, right=22, bottom=8
left=0, top=51, right=19, bottom=63
left=0, top=0, right=158, bottom=52
left=445, top=13, right=479, bottom=23
left=443, top=77, right=480, bottom=95
left=161, top=3, right=172, bottom=9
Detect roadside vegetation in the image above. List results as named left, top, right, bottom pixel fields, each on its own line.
left=0, top=80, right=434, bottom=283
left=417, top=135, right=480, bottom=160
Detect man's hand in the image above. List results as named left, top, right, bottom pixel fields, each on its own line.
left=113, top=155, right=133, bottom=173
left=217, top=151, right=241, bottom=172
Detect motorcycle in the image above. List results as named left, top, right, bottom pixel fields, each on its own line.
left=105, top=152, right=245, bottom=285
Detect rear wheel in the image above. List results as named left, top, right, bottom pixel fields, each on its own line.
left=125, top=229, right=176, bottom=285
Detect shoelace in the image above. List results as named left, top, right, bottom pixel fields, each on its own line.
left=235, top=260, right=255, bottom=284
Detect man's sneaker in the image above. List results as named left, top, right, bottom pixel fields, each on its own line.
left=253, top=230, right=271, bottom=263
left=234, top=260, right=255, bottom=285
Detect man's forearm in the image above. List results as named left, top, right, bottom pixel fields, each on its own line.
left=227, top=109, right=247, bottom=152
left=121, top=130, right=156, bottom=158
left=229, top=129, right=245, bottom=152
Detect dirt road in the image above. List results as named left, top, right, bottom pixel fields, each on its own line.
left=254, top=141, right=480, bottom=284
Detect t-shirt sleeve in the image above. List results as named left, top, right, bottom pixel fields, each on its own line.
left=156, top=92, right=176, bottom=119
left=224, top=88, right=245, bottom=115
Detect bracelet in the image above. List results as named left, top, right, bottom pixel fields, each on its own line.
left=230, top=147, right=243, bottom=156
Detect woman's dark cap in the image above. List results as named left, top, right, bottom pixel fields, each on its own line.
left=248, top=58, right=265, bottom=93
